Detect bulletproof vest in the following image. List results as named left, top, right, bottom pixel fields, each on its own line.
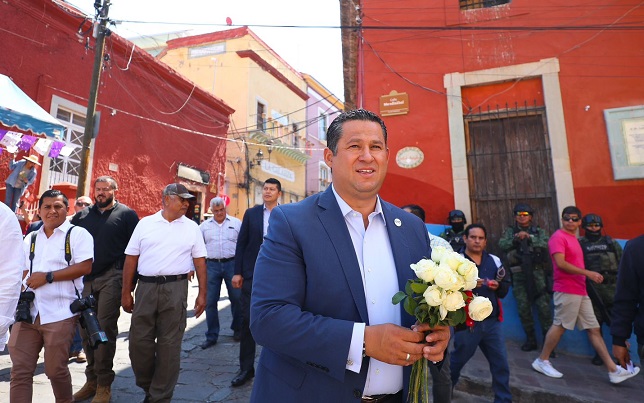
left=507, top=225, right=546, bottom=266
left=445, top=229, right=465, bottom=251
left=580, top=236, right=619, bottom=274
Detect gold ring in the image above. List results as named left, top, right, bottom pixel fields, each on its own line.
left=405, top=353, right=410, bottom=361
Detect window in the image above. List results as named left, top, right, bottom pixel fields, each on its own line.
left=188, top=42, right=225, bottom=59
left=318, top=110, right=328, bottom=141
left=459, top=0, right=510, bottom=10
left=319, top=163, right=331, bottom=192
left=48, top=104, right=86, bottom=188
left=256, top=102, right=266, bottom=131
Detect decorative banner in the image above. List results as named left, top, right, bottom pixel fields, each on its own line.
left=49, top=141, right=65, bottom=158
left=0, top=128, right=7, bottom=140
left=18, top=135, right=38, bottom=151
left=59, top=145, right=75, bottom=157
left=0, top=131, right=22, bottom=148
left=33, top=138, right=53, bottom=156
left=5, top=144, right=18, bottom=154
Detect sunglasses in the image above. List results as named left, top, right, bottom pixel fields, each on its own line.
left=76, top=202, right=90, bottom=207
left=562, top=215, right=580, bottom=222
left=515, top=212, right=531, bottom=217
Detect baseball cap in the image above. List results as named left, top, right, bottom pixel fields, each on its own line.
left=163, top=183, right=194, bottom=199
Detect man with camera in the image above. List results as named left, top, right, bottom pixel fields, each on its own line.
left=71, top=176, right=139, bottom=403
left=122, top=183, right=207, bottom=403
left=0, top=202, right=23, bottom=352
left=8, top=189, right=93, bottom=403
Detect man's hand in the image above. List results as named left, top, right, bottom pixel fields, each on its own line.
left=413, top=323, right=450, bottom=363
left=25, top=272, right=47, bottom=289
left=364, top=323, right=426, bottom=366
left=515, top=231, right=530, bottom=240
left=122, top=293, right=134, bottom=314
left=194, top=292, right=206, bottom=318
left=487, top=279, right=499, bottom=291
left=587, top=271, right=603, bottom=284
left=232, top=274, right=243, bottom=289
left=613, top=344, right=631, bottom=369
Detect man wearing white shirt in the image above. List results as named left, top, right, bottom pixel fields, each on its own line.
left=8, top=189, right=93, bottom=402
left=199, top=196, right=242, bottom=349
left=121, top=183, right=207, bottom=403
left=0, top=202, right=23, bottom=352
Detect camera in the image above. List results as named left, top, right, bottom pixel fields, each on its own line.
left=70, top=295, right=108, bottom=348
left=15, top=291, right=35, bottom=323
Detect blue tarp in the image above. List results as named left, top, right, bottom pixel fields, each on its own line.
left=0, top=74, right=65, bottom=138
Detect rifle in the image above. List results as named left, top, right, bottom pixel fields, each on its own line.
left=519, top=237, right=537, bottom=302
left=586, top=279, right=611, bottom=326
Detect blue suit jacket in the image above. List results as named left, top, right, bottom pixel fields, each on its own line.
left=250, top=187, right=432, bottom=402
left=235, top=204, right=264, bottom=279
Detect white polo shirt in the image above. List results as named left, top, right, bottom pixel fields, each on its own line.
left=23, top=220, right=94, bottom=325
left=125, top=211, right=207, bottom=276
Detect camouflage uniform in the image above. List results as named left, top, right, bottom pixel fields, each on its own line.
left=579, top=236, right=623, bottom=325
left=439, top=228, right=465, bottom=252
left=499, top=225, right=553, bottom=346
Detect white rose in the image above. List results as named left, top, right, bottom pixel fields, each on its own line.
left=463, top=278, right=478, bottom=291
left=441, top=253, right=463, bottom=271
left=430, top=246, right=449, bottom=264
left=410, top=259, right=440, bottom=283
left=442, top=291, right=466, bottom=312
left=434, top=266, right=460, bottom=291
left=468, top=296, right=493, bottom=321
left=423, top=285, right=445, bottom=306
left=457, top=261, right=478, bottom=282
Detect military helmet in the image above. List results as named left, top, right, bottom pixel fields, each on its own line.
left=448, top=209, right=466, bottom=223
left=513, top=203, right=534, bottom=215
left=582, top=214, right=603, bottom=228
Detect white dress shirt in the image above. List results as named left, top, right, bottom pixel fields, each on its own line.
left=333, top=187, right=402, bottom=396
left=200, top=215, right=241, bottom=259
left=23, top=220, right=94, bottom=325
left=125, top=211, right=207, bottom=276
left=0, top=203, right=24, bottom=350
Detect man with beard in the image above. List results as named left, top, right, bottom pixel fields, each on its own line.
left=71, top=176, right=139, bottom=403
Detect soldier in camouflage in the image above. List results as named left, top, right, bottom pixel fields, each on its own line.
left=439, top=209, right=467, bottom=251
left=579, top=214, right=623, bottom=365
left=499, top=203, right=553, bottom=352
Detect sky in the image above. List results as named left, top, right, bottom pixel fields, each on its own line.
left=66, top=0, right=345, bottom=99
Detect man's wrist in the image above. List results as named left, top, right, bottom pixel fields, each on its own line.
left=613, top=337, right=628, bottom=347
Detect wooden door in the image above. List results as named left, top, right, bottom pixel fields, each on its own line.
left=465, top=108, right=559, bottom=257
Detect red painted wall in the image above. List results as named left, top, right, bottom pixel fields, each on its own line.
left=1, top=0, right=232, bottom=218
left=359, top=1, right=644, bottom=238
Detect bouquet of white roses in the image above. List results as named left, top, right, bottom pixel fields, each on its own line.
left=392, top=246, right=493, bottom=403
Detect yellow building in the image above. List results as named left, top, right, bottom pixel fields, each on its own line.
left=159, top=27, right=309, bottom=217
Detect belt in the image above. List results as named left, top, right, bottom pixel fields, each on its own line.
left=206, top=257, right=235, bottom=263
left=362, top=390, right=403, bottom=403
left=138, top=274, right=189, bottom=284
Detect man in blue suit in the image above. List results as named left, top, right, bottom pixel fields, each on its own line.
left=231, top=178, right=281, bottom=387
left=250, top=109, right=450, bottom=402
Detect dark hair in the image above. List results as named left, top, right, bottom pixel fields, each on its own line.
left=39, top=189, right=69, bottom=208
left=562, top=205, right=581, bottom=218
left=264, top=177, right=282, bottom=193
left=401, top=204, right=425, bottom=222
left=326, top=109, right=388, bottom=155
left=464, top=223, right=487, bottom=238
left=95, top=175, right=118, bottom=190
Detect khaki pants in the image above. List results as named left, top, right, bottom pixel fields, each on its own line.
left=8, top=315, right=77, bottom=403
left=129, top=279, right=188, bottom=403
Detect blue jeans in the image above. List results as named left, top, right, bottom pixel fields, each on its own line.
left=70, top=325, right=83, bottom=353
left=451, top=319, right=511, bottom=403
left=4, top=183, right=25, bottom=212
left=205, top=260, right=242, bottom=342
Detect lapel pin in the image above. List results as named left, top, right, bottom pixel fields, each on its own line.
left=394, top=218, right=402, bottom=227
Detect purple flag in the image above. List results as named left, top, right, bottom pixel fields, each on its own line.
left=18, top=135, right=38, bottom=151
left=0, top=128, right=7, bottom=141
left=49, top=141, right=65, bottom=158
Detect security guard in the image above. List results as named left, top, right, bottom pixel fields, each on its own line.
left=439, top=209, right=467, bottom=251
left=579, top=213, right=623, bottom=365
left=499, top=203, right=552, bottom=352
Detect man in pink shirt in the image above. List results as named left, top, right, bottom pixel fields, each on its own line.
left=531, top=206, right=639, bottom=384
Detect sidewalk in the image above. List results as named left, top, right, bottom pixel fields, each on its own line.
left=1, top=280, right=642, bottom=402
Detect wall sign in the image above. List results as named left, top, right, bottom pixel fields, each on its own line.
left=396, top=147, right=424, bottom=169
left=380, top=90, right=409, bottom=116
left=604, top=105, right=644, bottom=180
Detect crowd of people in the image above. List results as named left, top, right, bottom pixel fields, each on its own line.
left=1, top=108, right=642, bottom=403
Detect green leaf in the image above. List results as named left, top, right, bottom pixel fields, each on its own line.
left=410, top=282, right=429, bottom=295
left=405, top=280, right=414, bottom=295
left=392, top=291, right=407, bottom=305
left=404, top=296, right=418, bottom=316
left=449, top=309, right=466, bottom=325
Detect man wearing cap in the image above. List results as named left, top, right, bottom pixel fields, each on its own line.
left=199, top=196, right=242, bottom=349
left=4, top=154, right=40, bottom=212
left=579, top=213, right=623, bottom=365
left=499, top=203, right=552, bottom=352
left=121, top=183, right=207, bottom=402
left=439, top=209, right=467, bottom=251
left=72, top=176, right=139, bottom=403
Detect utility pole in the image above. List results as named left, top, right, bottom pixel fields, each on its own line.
left=77, top=0, right=111, bottom=197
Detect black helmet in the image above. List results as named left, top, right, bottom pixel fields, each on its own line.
left=448, top=210, right=466, bottom=224
left=513, top=203, right=534, bottom=215
left=582, top=214, right=603, bottom=229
